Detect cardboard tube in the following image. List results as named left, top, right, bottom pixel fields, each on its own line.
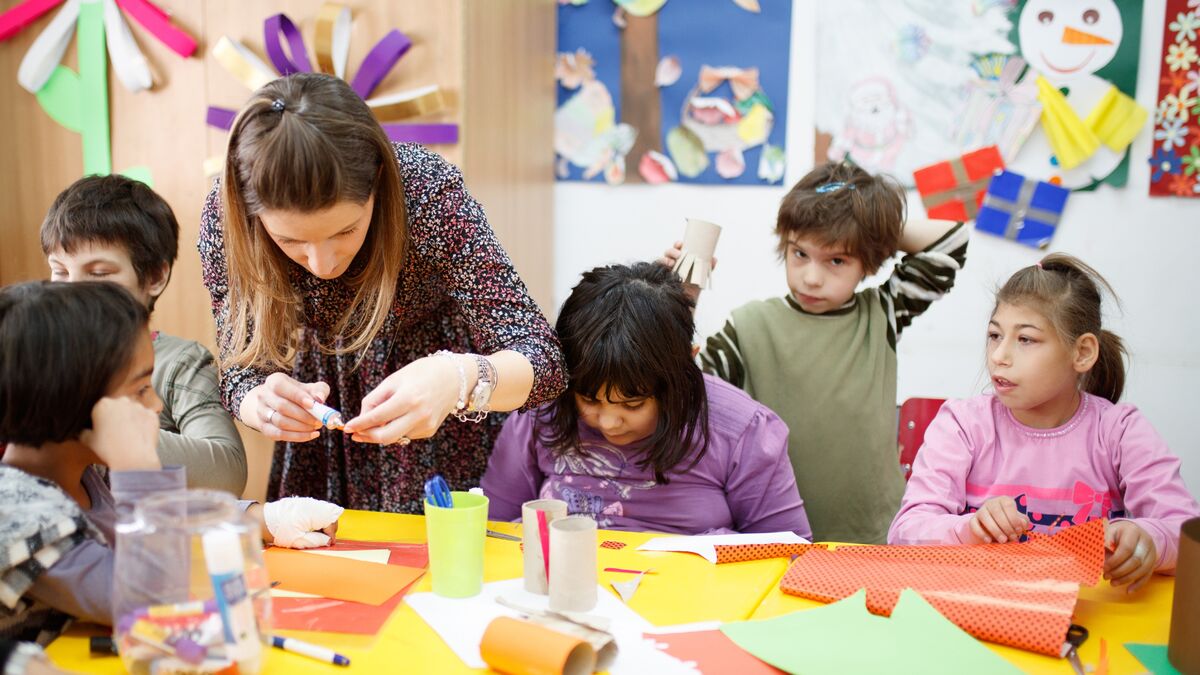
left=480, top=616, right=596, bottom=675
left=549, top=516, right=598, bottom=613
left=424, top=491, right=488, bottom=598
left=673, top=218, right=722, bottom=288
left=1169, top=517, right=1200, bottom=674
left=522, top=499, right=568, bottom=594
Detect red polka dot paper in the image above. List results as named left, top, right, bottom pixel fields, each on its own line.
left=600, top=540, right=627, bottom=550
left=777, top=520, right=1106, bottom=656
left=713, top=543, right=825, bottom=564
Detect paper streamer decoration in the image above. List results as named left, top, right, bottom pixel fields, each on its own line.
left=15, top=0, right=77, bottom=93
left=975, top=169, right=1070, bottom=249
left=1085, top=86, right=1148, bottom=153
left=76, top=0, right=109, bottom=175
left=548, top=516, right=598, bottom=613
left=314, top=2, right=350, bottom=78
left=103, top=0, right=151, bottom=93
left=523, top=499, right=568, bottom=595
left=112, top=0, right=195, bottom=57
left=206, top=106, right=237, bottom=131
left=480, top=616, right=596, bottom=675
left=912, top=146, right=1004, bottom=221
left=0, top=0, right=64, bottom=41
left=1036, top=75, right=1100, bottom=171
left=1169, top=517, right=1200, bottom=673
left=778, top=519, right=1106, bottom=656
left=672, top=218, right=722, bottom=289
left=955, top=55, right=1041, bottom=162
left=208, top=5, right=457, bottom=147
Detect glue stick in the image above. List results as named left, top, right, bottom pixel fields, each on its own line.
left=201, top=529, right=262, bottom=671
left=308, top=402, right=345, bottom=430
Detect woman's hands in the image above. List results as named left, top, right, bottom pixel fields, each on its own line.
left=343, top=354, right=469, bottom=446
left=82, top=397, right=161, bottom=472
left=240, top=373, right=331, bottom=442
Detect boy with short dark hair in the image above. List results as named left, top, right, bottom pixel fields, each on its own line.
left=41, top=175, right=247, bottom=495
left=671, top=161, right=969, bottom=543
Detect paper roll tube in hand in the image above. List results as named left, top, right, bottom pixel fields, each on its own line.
left=480, top=616, right=596, bottom=675
left=672, top=218, right=722, bottom=289
left=1169, top=517, right=1200, bottom=674
left=496, top=597, right=619, bottom=672
left=523, top=499, right=568, bottom=594
left=549, top=516, right=598, bottom=613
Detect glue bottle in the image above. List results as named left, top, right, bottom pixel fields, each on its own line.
left=201, top=529, right=263, bottom=672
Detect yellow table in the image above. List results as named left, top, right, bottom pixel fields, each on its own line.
left=47, top=510, right=789, bottom=673
left=751, top=563, right=1176, bottom=674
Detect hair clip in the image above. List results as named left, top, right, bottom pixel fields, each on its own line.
left=815, top=181, right=855, bottom=194
left=271, top=99, right=286, bottom=112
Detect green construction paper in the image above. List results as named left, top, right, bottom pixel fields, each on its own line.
left=1124, top=643, right=1182, bottom=675
left=721, top=589, right=1020, bottom=675
left=36, top=66, right=83, bottom=132
left=666, top=126, right=709, bottom=178
left=121, top=166, right=153, bottom=186
left=77, top=0, right=111, bottom=176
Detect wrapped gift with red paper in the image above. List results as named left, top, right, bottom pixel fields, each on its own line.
left=912, top=145, right=1004, bottom=221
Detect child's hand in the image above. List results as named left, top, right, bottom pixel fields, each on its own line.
left=81, top=397, right=161, bottom=472
left=968, top=496, right=1031, bottom=543
left=1105, top=521, right=1157, bottom=593
left=656, top=240, right=719, bottom=272
left=260, top=496, right=344, bottom=549
left=241, top=373, right=330, bottom=442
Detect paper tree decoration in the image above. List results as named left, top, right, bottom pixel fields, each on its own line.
left=1, top=0, right=198, bottom=181
left=976, top=169, right=1070, bottom=249
left=205, top=3, right=458, bottom=157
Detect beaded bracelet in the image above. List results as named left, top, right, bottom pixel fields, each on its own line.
left=434, top=350, right=487, bottom=423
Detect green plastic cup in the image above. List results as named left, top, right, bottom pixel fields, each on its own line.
left=424, top=491, right=488, bottom=598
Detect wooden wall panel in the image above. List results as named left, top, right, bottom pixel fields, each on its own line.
left=0, top=0, right=553, bottom=500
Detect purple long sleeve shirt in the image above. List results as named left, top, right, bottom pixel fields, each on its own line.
left=481, top=375, right=811, bottom=537
left=889, top=393, right=1200, bottom=572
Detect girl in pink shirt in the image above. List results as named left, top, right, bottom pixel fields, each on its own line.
left=890, top=254, right=1199, bottom=593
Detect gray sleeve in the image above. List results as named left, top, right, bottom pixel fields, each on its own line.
left=156, top=343, right=248, bottom=496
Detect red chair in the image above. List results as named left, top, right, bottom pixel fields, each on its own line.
left=898, top=398, right=946, bottom=481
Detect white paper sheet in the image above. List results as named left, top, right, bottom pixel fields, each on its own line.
left=406, top=578, right=692, bottom=673
left=634, top=531, right=809, bottom=564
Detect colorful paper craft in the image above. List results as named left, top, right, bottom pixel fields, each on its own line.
left=976, top=169, right=1071, bottom=249
left=1124, top=643, right=1182, bottom=675
left=721, top=589, right=1020, bottom=675
left=777, top=520, right=1105, bottom=656
left=646, top=629, right=784, bottom=675
left=912, top=146, right=1004, bottom=221
left=1148, top=0, right=1200, bottom=198
left=636, top=531, right=809, bottom=564
left=954, top=55, right=1041, bottom=162
left=264, top=546, right=425, bottom=606
left=270, top=540, right=427, bottom=635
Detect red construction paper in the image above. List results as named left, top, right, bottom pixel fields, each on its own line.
left=647, top=630, right=785, bottom=675
left=713, top=543, right=824, bottom=564
left=778, top=520, right=1105, bottom=656
left=913, top=145, right=1004, bottom=220
left=270, top=541, right=427, bottom=635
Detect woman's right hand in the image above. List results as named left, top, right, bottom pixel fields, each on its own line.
left=240, top=373, right=330, bottom=442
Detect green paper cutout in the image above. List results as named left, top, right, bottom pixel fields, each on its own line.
left=77, top=0, right=110, bottom=176
left=666, top=126, right=709, bottom=178
left=721, top=589, right=1020, bottom=675
left=36, top=66, right=83, bottom=132
left=1125, top=643, right=1182, bottom=675
left=122, top=166, right=153, bottom=186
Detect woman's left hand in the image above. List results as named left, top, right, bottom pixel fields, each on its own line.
left=343, top=355, right=464, bottom=445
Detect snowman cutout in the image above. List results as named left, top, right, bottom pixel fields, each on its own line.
left=1009, top=0, right=1128, bottom=188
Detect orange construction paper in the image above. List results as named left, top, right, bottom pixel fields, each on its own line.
left=778, top=520, right=1106, bottom=656
left=264, top=545, right=426, bottom=606
left=713, top=542, right=825, bottom=564
left=271, top=540, right=427, bottom=634
left=479, top=616, right=596, bottom=675
left=647, top=629, right=785, bottom=674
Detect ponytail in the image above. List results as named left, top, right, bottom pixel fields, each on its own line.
left=996, top=253, right=1126, bottom=403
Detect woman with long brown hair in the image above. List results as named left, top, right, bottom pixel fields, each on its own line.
left=199, top=73, right=565, bottom=512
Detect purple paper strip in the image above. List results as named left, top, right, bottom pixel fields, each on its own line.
left=382, top=123, right=459, bottom=145
left=264, top=13, right=311, bottom=75
left=206, top=106, right=237, bottom=131
left=350, top=29, right=412, bottom=100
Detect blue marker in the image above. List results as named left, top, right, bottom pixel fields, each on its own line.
left=271, top=636, right=350, bottom=667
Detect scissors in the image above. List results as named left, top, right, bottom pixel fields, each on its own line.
left=424, top=474, right=452, bottom=508
left=1060, top=623, right=1088, bottom=675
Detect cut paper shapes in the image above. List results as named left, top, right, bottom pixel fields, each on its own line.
left=976, top=169, right=1070, bottom=249
left=600, top=540, right=628, bottom=550
left=557, top=48, right=597, bottom=90
left=757, top=144, right=785, bottom=182
left=655, top=54, right=681, bottom=87
left=556, top=79, right=636, bottom=185
left=912, top=145, right=1005, bottom=221
left=636, top=531, right=809, bottom=564
left=671, top=218, right=722, bottom=289
left=638, top=150, right=677, bottom=184
left=206, top=4, right=457, bottom=147
left=610, top=569, right=651, bottom=604
left=646, top=629, right=784, bottom=674
left=1148, top=0, right=1200, bottom=198
left=665, top=125, right=708, bottom=178
left=954, top=55, right=1042, bottom=162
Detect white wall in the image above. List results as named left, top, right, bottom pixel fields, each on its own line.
left=552, top=0, right=1200, bottom=494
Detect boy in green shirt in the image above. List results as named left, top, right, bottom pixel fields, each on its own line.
left=667, top=162, right=968, bottom=543
left=40, top=175, right=247, bottom=495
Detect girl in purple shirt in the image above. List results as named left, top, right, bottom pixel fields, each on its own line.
left=481, top=263, right=811, bottom=536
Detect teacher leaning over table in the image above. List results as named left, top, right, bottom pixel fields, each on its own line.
left=198, top=73, right=566, bottom=512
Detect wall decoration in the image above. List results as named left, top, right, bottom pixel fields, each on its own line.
left=1, top=0, right=198, bottom=181
left=556, top=0, right=791, bottom=186
left=1148, top=0, right=1200, bottom=198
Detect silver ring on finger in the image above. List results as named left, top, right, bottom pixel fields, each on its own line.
left=267, top=408, right=278, bottom=426
left=399, top=436, right=411, bottom=446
